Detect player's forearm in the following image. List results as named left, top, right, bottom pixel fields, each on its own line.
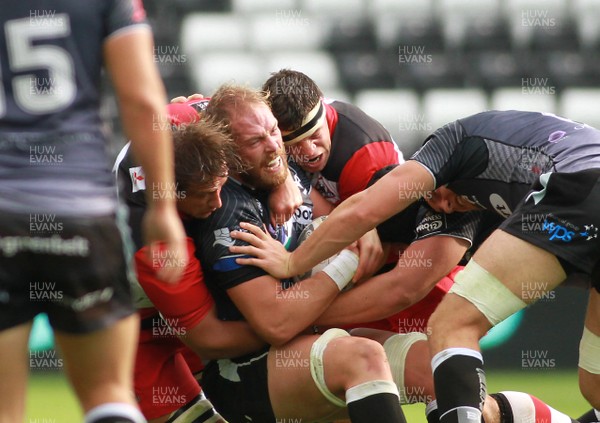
left=315, top=271, right=413, bottom=326
left=251, top=275, right=341, bottom=346
left=288, top=161, right=432, bottom=277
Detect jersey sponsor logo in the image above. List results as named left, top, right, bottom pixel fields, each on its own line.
left=416, top=213, right=444, bottom=234
left=548, top=130, right=567, bottom=143
left=489, top=193, right=512, bottom=218
left=540, top=215, right=597, bottom=242
left=581, top=224, right=598, bottom=241
left=542, top=220, right=575, bottom=242
left=129, top=166, right=146, bottom=193
left=212, top=228, right=235, bottom=248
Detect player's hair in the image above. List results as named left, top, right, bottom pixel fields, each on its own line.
left=262, top=69, right=323, bottom=132
left=172, top=118, right=244, bottom=194
left=204, top=83, right=270, bottom=132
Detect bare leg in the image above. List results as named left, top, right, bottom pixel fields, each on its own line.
left=54, top=314, right=140, bottom=412
left=429, top=230, right=567, bottom=423
left=268, top=333, right=402, bottom=422
left=0, top=321, right=33, bottom=423
left=579, top=288, right=600, bottom=409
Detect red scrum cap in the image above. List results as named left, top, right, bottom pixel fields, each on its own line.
left=165, top=98, right=210, bottom=127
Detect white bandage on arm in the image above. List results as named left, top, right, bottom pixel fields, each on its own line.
left=449, top=259, right=527, bottom=326
left=310, top=328, right=351, bottom=407
left=579, top=327, right=600, bottom=374
left=383, top=332, right=428, bottom=404
left=322, top=250, right=359, bottom=291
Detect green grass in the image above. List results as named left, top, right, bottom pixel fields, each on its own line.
left=27, top=369, right=589, bottom=422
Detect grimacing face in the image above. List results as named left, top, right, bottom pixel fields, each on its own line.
left=177, top=176, right=227, bottom=219
left=284, top=121, right=331, bottom=173
left=425, top=185, right=482, bottom=214
left=230, top=103, right=288, bottom=190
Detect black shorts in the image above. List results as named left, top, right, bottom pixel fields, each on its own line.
left=500, top=169, right=600, bottom=291
left=201, top=347, right=275, bottom=423
left=0, top=211, right=136, bottom=333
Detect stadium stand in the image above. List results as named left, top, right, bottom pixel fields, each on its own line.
left=101, top=0, right=600, bottom=158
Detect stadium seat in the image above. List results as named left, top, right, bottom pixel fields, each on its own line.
left=368, top=0, right=434, bottom=19
left=503, top=0, right=569, bottom=50
left=249, top=13, right=328, bottom=52
left=180, top=13, right=248, bottom=55
left=404, top=52, right=467, bottom=92
left=437, top=0, right=503, bottom=50
left=336, top=52, right=395, bottom=93
left=370, top=0, right=438, bottom=53
left=265, top=51, right=340, bottom=91
left=572, top=0, right=600, bottom=50
left=422, top=88, right=489, bottom=130
left=373, top=14, right=444, bottom=53
left=326, top=18, right=377, bottom=53
left=231, top=0, right=296, bottom=15
left=546, top=51, right=600, bottom=90
left=470, top=51, right=531, bottom=91
left=490, top=87, right=557, bottom=114
left=354, top=89, right=424, bottom=156
left=300, top=0, right=366, bottom=19
left=189, top=52, right=267, bottom=95
left=559, top=88, right=600, bottom=128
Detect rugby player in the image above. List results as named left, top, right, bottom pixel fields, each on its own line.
left=115, top=101, right=266, bottom=423
left=192, top=84, right=406, bottom=423
left=232, top=110, right=600, bottom=423
left=0, top=1, right=187, bottom=422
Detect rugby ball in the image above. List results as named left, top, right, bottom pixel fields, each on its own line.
left=294, top=216, right=335, bottom=281
left=294, top=216, right=355, bottom=292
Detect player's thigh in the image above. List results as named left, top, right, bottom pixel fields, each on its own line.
left=0, top=321, right=32, bottom=422
left=473, top=229, right=566, bottom=300
left=268, top=334, right=348, bottom=421
left=54, top=313, right=139, bottom=410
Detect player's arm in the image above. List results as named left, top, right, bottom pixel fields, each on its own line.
left=182, top=307, right=266, bottom=360
left=226, top=272, right=345, bottom=347
left=268, top=171, right=303, bottom=226
left=232, top=160, right=434, bottom=279
left=104, top=27, right=187, bottom=283
left=315, top=235, right=469, bottom=326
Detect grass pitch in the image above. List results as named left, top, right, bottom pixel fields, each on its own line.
left=27, top=369, right=589, bottom=422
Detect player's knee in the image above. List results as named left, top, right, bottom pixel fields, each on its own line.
left=334, top=336, right=390, bottom=381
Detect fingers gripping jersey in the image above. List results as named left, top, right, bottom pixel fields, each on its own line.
left=411, top=110, right=600, bottom=217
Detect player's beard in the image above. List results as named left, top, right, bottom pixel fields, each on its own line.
left=238, top=149, right=288, bottom=190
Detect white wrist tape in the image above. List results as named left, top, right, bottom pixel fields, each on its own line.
left=579, top=326, right=600, bottom=374
left=322, top=250, right=359, bottom=291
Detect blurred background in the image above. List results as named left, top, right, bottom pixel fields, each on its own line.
left=116, top=0, right=600, bottom=159
left=29, top=0, right=596, bottom=421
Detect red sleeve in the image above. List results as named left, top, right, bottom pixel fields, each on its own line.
left=134, top=237, right=214, bottom=330
left=338, top=141, right=401, bottom=202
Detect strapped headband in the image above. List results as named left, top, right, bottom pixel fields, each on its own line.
left=281, top=101, right=325, bottom=145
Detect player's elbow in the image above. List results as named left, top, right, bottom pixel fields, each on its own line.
left=258, top=322, right=297, bottom=347
left=184, top=336, right=228, bottom=360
